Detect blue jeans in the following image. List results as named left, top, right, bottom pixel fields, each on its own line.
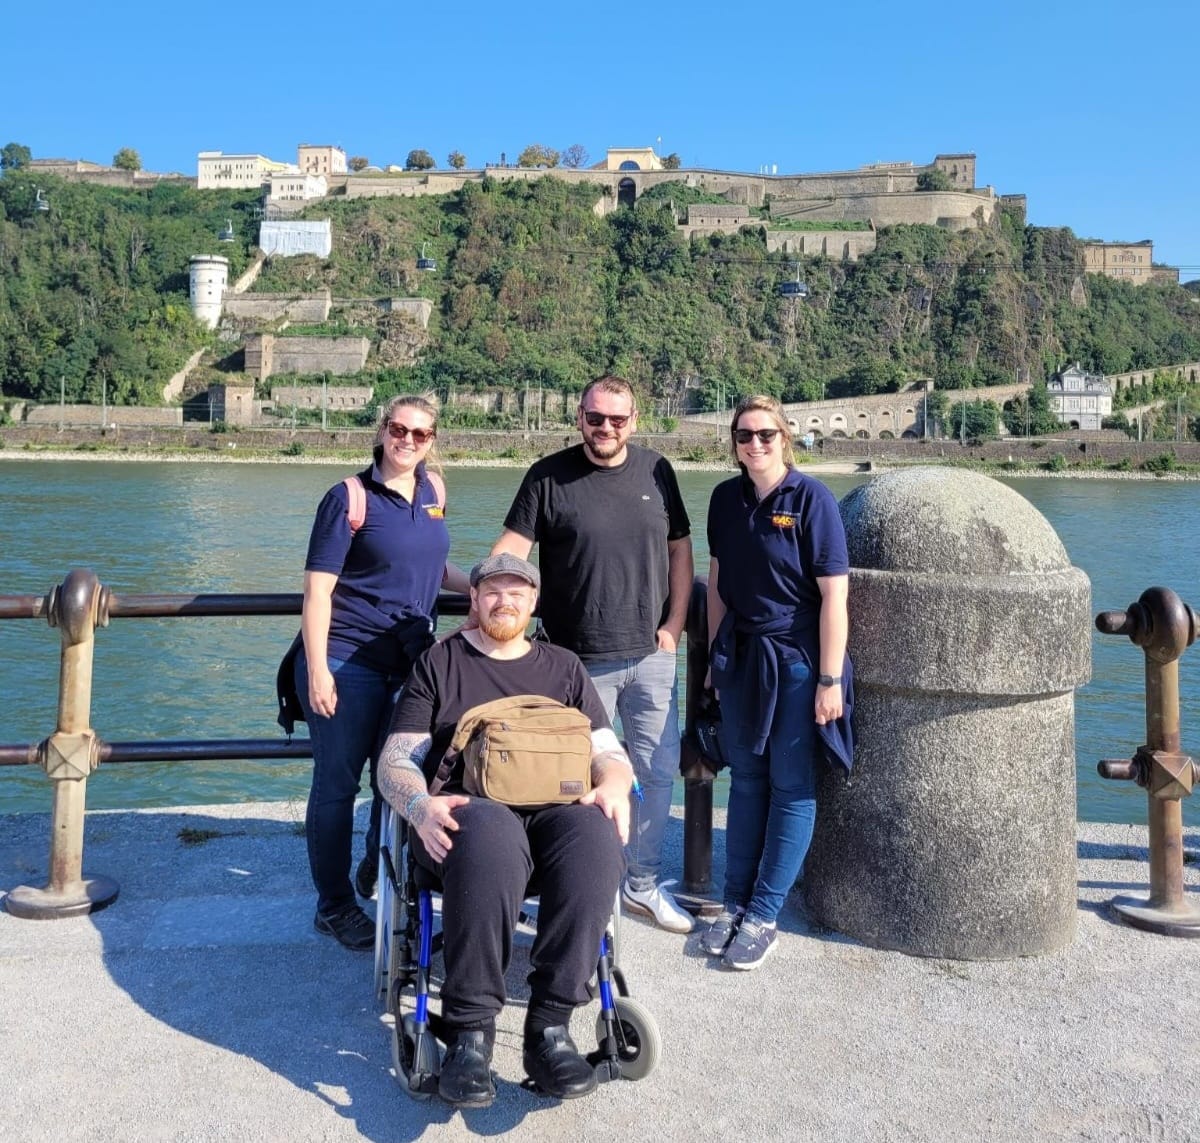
left=718, top=656, right=819, bottom=924
left=296, top=649, right=402, bottom=914
left=586, top=650, right=681, bottom=887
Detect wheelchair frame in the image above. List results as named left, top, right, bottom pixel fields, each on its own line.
left=372, top=802, right=661, bottom=1098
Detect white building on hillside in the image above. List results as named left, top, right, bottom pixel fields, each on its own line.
left=1047, top=363, right=1112, bottom=431
left=198, top=151, right=296, bottom=189
left=268, top=173, right=328, bottom=201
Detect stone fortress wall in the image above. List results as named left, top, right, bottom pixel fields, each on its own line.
left=243, top=334, right=370, bottom=380
left=221, top=290, right=332, bottom=323
left=339, top=154, right=994, bottom=233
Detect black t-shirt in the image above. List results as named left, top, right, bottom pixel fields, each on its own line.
left=390, top=634, right=612, bottom=786
left=502, top=444, right=691, bottom=661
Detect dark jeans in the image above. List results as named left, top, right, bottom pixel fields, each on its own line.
left=718, top=656, right=819, bottom=924
left=412, top=799, right=626, bottom=1028
left=296, top=649, right=401, bottom=914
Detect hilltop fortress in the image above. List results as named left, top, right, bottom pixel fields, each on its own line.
left=337, top=152, right=1003, bottom=250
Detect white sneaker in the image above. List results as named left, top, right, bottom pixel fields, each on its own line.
left=621, top=878, right=695, bottom=933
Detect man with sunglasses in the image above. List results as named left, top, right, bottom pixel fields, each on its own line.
left=491, top=375, right=696, bottom=934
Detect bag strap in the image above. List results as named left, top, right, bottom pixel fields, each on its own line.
left=342, top=475, right=367, bottom=533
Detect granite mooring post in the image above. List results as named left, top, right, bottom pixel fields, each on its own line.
left=804, top=468, right=1091, bottom=958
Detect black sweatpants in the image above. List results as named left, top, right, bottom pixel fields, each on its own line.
left=412, top=798, right=625, bottom=1028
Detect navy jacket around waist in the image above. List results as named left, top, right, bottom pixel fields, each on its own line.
left=710, top=611, right=854, bottom=772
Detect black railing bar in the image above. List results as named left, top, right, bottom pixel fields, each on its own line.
left=0, top=597, right=48, bottom=620
left=0, top=738, right=315, bottom=767
left=0, top=591, right=473, bottom=620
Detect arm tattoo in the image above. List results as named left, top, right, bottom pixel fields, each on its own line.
left=378, top=732, right=433, bottom=822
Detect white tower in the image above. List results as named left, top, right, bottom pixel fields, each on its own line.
left=189, top=255, right=229, bottom=329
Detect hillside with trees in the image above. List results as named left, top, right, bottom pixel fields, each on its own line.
left=2, top=171, right=1199, bottom=418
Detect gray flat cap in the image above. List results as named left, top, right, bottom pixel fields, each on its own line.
left=469, top=553, right=541, bottom=590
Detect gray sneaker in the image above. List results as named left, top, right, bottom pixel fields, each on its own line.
left=699, top=907, right=745, bottom=956
left=721, top=917, right=777, bottom=970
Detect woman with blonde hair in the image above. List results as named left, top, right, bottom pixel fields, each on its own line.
left=298, top=393, right=470, bottom=949
left=701, top=395, right=851, bottom=970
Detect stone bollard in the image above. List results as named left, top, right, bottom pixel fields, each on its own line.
left=804, top=468, right=1091, bottom=959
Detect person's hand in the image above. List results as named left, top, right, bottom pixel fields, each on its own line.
left=413, top=794, right=470, bottom=862
left=580, top=776, right=631, bottom=845
left=307, top=666, right=337, bottom=718
left=814, top=683, right=843, bottom=726
left=656, top=627, right=678, bottom=654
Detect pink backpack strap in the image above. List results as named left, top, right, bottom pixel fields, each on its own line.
left=342, top=475, right=367, bottom=533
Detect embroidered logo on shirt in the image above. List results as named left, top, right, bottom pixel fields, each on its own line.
left=771, top=513, right=796, bottom=529
left=425, top=505, right=445, bottom=519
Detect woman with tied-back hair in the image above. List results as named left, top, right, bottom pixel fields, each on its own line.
left=297, top=393, right=471, bottom=950
left=701, top=395, right=852, bottom=971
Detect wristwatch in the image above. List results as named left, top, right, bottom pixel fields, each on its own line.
left=817, top=674, right=842, bottom=687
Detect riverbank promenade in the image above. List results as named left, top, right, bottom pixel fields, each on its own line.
left=3, top=803, right=1199, bottom=1142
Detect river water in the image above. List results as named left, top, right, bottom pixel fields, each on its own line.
left=0, top=459, right=1196, bottom=823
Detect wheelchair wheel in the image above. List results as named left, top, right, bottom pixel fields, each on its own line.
left=392, top=1012, right=439, bottom=1100
left=596, top=996, right=661, bottom=1081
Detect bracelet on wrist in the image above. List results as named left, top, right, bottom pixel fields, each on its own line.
left=817, top=674, right=842, bottom=687
left=404, top=792, right=430, bottom=821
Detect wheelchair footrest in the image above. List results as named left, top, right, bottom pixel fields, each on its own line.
left=586, top=1049, right=623, bottom=1083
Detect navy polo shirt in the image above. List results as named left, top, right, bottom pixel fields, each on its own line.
left=707, top=468, right=848, bottom=652
left=305, top=462, right=450, bottom=673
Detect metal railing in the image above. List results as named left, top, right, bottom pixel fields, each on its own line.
left=1, top=569, right=721, bottom=920
left=1096, top=586, right=1200, bottom=936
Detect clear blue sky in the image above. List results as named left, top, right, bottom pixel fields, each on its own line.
left=7, top=0, right=1197, bottom=278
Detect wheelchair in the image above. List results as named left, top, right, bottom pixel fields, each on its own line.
left=372, top=802, right=661, bottom=1099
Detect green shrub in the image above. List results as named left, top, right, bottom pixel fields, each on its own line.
left=210, top=420, right=229, bottom=433
left=1112, top=456, right=1133, bottom=471
left=1143, top=452, right=1177, bottom=475
left=1044, top=453, right=1067, bottom=472
left=282, top=440, right=306, bottom=456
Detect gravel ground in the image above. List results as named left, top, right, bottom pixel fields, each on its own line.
left=2, top=803, right=1199, bottom=1143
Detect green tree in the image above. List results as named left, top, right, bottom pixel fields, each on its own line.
left=561, top=144, right=589, bottom=169
left=348, top=155, right=370, bottom=171
left=447, top=150, right=467, bottom=170
left=405, top=149, right=435, bottom=171
left=948, top=398, right=1001, bottom=442
left=1, top=142, right=32, bottom=170
left=113, top=148, right=142, bottom=171
left=916, top=168, right=951, bottom=191
left=518, top=144, right=560, bottom=168
left=661, top=153, right=682, bottom=171
left=1002, top=382, right=1061, bottom=436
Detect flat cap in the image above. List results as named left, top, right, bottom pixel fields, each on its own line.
left=469, top=553, right=541, bottom=590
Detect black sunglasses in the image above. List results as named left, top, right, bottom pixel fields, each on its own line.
left=733, top=428, right=781, bottom=445
left=386, top=422, right=435, bottom=445
left=582, top=411, right=631, bottom=429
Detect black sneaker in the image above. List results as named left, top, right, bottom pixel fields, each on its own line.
left=522, top=1026, right=598, bottom=1100
left=354, top=855, right=377, bottom=899
left=314, top=903, right=375, bottom=951
left=439, top=1031, right=495, bottom=1109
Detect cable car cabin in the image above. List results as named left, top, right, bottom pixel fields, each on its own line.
left=778, top=280, right=808, bottom=298
left=218, top=220, right=235, bottom=242
left=416, top=256, right=437, bottom=271
left=34, top=189, right=49, bottom=212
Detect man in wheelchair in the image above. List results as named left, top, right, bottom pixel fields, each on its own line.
left=377, top=553, right=635, bottom=1108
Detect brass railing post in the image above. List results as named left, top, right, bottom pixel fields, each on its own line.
left=1096, top=586, right=1200, bottom=937
left=6, top=569, right=119, bottom=918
